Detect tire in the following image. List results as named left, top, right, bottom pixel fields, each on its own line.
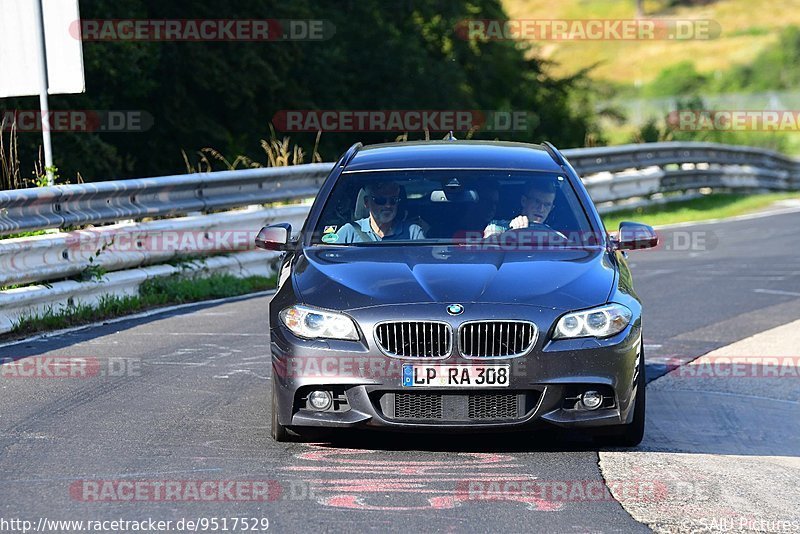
left=599, top=350, right=646, bottom=447
left=271, top=382, right=291, bottom=442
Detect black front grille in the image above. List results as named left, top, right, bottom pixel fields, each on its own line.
left=379, top=391, right=538, bottom=422
left=468, top=393, right=519, bottom=419
left=395, top=393, right=442, bottom=419
left=458, top=321, right=537, bottom=358
left=375, top=321, right=451, bottom=358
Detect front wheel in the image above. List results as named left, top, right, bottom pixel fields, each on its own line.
left=271, top=382, right=291, bottom=442
left=599, top=350, right=646, bottom=447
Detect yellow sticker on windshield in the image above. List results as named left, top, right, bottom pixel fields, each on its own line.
left=323, top=225, right=337, bottom=234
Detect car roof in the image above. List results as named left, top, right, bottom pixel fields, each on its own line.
left=343, top=140, right=564, bottom=173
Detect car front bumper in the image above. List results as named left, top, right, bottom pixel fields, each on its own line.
left=270, top=304, right=643, bottom=433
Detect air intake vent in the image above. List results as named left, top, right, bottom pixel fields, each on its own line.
left=468, top=393, right=519, bottom=419
left=395, top=393, right=443, bottom=419
left=380, top=392, right=531, bottom=421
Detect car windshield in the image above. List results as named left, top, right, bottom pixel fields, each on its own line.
left=310, top=170, right=598, bottom=247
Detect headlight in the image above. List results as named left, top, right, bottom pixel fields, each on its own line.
left=279, top=305, right=359, bottom=340
left=553, top=304, right=632, bottom=339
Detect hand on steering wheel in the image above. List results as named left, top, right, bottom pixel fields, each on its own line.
left=508, top=215, right=532, bottom=229
left=504, top=218, right=569, bottom=244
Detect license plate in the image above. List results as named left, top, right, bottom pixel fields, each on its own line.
left=402, top=364, right=510, bottom=387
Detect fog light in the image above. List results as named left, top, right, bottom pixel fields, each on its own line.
left=581, top=390, right=603, bottom=410
left=308, top=390, right=333, bottom=411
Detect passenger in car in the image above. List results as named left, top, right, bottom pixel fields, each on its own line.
left=335, top=181, right=426, bottom=243
left=483, top=180, right=557, bottom=238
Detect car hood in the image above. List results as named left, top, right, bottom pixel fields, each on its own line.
left=293, top=245, right=616, bottom=311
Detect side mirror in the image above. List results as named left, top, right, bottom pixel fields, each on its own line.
left=616, top=221, right=658, bottom=250
left=255, top=223, right=292, bottom=251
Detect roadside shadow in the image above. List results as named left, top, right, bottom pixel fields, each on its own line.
left=309, top=428, right=601, bottom=453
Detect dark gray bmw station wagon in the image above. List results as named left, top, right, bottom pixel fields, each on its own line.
left=256, top=140, right=657, bottom=445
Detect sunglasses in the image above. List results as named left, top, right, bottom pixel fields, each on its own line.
left=369, top=195, right=400, bottom=206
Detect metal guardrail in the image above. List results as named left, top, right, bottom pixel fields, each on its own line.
left=0, top=163, right=332, bottom=235
left=1, top=140, right=798, bottom=286
left=2, top=142, right=798, bottom=237
left=0, top=205, right=310, bottom=288
left=0, top=251, right=274, bottom=334
left=0, top=141, right=798, bottom=335
left=561, top=142, right=800, bottom=176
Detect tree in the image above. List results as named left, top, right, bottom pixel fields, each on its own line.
left=1, top=0, right=600, bottom=184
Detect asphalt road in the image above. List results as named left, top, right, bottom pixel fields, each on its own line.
left=1, top=209, right=799, bottom=533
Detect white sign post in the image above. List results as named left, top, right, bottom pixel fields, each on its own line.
left=0, top=0, right=85, bottom=185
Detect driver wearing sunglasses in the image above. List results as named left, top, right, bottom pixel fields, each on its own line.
left=336, top=181, right=426, bottom=243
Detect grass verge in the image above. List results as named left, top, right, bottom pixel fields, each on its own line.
left=601, top=192, right=800, bottom=230
left=501, top=0, right=800, bottom=83
left=6, top=273, right=276, bottom=339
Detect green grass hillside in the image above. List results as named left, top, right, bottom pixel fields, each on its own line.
left=501, top=0, right=800, bottom=83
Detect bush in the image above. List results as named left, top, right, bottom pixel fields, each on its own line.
left=644, top=61, right=707, bottom=98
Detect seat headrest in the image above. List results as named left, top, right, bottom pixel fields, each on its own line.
left=354, top=188, right=369, bottom=219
